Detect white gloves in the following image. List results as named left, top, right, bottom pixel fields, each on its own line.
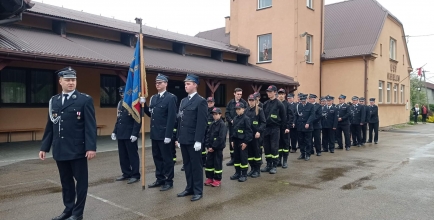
left=140, top=97, right=146, bottom=104
left=164, top=138, right=171, bottom=144
left=194, top=142, right=201, bottom=151
left=111, top=133, right=116, bottom=140
left=130, top=136, right=138, bottom=142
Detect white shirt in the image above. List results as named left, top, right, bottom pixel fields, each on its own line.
left=62, top=90, right=75, bottom=105
left=188, top=92, right=197, bottom=100
left=158, top=90, right=166, bottom=98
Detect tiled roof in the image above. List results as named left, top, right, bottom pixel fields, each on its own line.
left=0, top=25, right=297, bottom=85
left=195, top=27, right=230, bottom=44
left=425, top=82, right=434, bottom=90
left=323, top=0, right=399, bottom=59
left=25, top=2, right=249, bottom=55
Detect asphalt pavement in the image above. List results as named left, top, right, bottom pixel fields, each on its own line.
left=0, top=124, right=433, bottom=220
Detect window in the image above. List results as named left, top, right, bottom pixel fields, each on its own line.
left=100, top=75, right=124, bottom=107
left=378, top=81, right=384, bottom=103
left=400, top=85, right=405, bottom=103
left=258, top=34, right=272, bottom=63
left=390, top=38, right=396, bottom=60
left=206, top=84, right=227, bottom=107
left=307, top=0, right=313, bottom=9
left=258, top=0, right=272, bottom=9
left=306, top=34, right=313, bottom=63
left=0, top=67, right=55, bottom=107
left=386, top=82, right=391, bottom=103
left=393, top=84, right=398, bottom=103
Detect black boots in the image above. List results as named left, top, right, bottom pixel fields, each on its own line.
left=260, top=161, right=271, bottom=172
left=247, top=162, right=255, bottom=177
left=269, top=162, right=277, bottom=174
left=238, top=170, right=247, bottom=182
left=226, top=156, right=234, bottom=166
left=251, top=163, right=260, bottom=178
left=230, top=167, right=240, bottom=180
left=282, top=155, right=288, bottom=169
left=277, top=154, right=282, bottom=167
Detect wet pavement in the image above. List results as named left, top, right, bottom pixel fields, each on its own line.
left=1, top=124, right=434, bottom=220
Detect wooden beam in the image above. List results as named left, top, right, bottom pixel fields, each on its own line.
left=0, top=60, right=11, bottom=71
left=116, top=71, right=127, bottom=83
left=251, top=84, right=262, bottom=93
left=52, top=20, right=66, bottom=37
left=205, top=79, right=221, bottom=97
left=173, top=43, right=185, bottom=56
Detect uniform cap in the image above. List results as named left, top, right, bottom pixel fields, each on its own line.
left=184, top=74, right=199, bottom=85
left=359, top=97, right=366, bottom=101
left=235, top=102, right=245, bottom=109
left=207, top=97, right=215, bottom=102
left=327, top=95, right=334, bottom=101
left=56, top=66, right=76, bottom=78
left=309, top=94, right=317, bottom=99
left=299, top=95, right=308, bottom=101
left=211, top=107, right=222, bottom=114
left=248, top=94, right=255, bottom=100
left=278, top=88, right=286, bottom=94
left=320, top=96, right=326, bottom=101
left=156, top=73, right=168, bottom=82
left=352, top=96, right=359, bottom=100
left=266, top=85, right=277, bottom=92
left=287, top=93, right=294, bottom=98
left=369, top=98, right=376, bottom=101
left=118, top=86, right=125, bottom=93
left=339, top=94, right=346, bottom=99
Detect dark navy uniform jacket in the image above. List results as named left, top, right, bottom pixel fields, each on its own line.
left=363, top=105, right=371, bottom=124
left=245, top=106, right=266, bottom=135
left=282, top=100, right=295, bottom=130
left=288, top=102, right=297, bottom=128
left=350, top=104, right=366, bottom=124
left=231, top=113, right=253, bottom=144
left=321, top=105, right=338, bottom=129
left=177, top=93, right=208, bottom=145
left=312, top=103, right=322, bottom=130
left=41, top=91, right=97, bottom=161
left=294, top=102, right=315, bottom=132
left=225, top=98, right=248, bottom=125
left=369, top=105, right=379, bottom=123
left=204, top=119, right=227, bottom=150
left=336, top=103, right=351, bottom=125
left=113, top=101, right=142, bottom=139
left=144, top=91, right=177, bottom=141
left=207, top=107, right=214, bottom=126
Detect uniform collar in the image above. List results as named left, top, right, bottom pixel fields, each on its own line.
left=188, top=92, right=197, bottom=99
left=62, top=90, right=75, bottom=97
left=158, top=90, right=166, bottom=97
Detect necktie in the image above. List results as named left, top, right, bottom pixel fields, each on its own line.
left=189, top=96, right=192, bottom=100
left=62, top=94, right=69, bottom=106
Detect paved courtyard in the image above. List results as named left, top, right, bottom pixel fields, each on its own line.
left=0, top=124, right=433, bottom=220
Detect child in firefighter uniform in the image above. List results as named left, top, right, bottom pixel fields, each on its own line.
left=245, top=94, right=266, bottom=178
left=204, top=108, right=227, bottom=187
left=230, top=103, right=253, bottom=182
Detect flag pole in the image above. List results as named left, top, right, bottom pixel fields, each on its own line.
left=135, top=17, right=147, bottom=190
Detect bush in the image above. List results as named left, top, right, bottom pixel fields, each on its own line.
left=409, top=115, right=423, bottom=122
left=427, top=116, right=434, bottom=123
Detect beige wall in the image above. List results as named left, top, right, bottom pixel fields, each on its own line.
left=229, top=0, right=322, bottom=95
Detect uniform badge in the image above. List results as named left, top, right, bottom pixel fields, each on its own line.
left=77, top=111, right=81, bottom=119
left=52, top=112, right=58, bottom=118
left=178, top=110, right=184, bottom=118
left=72, top=95, right=77, bottom=99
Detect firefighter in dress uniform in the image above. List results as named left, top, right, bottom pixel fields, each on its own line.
left=277, top=88, right=293, bottom=168
left=368, top=98, right=379, bottom=144
left=294, top=94, right=315, bottom=161
left=349, top=96, right=366, bottom=147
left=39, top=67, right=97, bottom=220
left=308, top=94, right=322, bottom=156
left=287, top=94, right=298, bottom=153
left=336, top=95, right=352, bottom=151
left=321, top=95, right=338, bottom=153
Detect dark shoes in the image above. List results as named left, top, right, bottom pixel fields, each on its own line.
left=305, top=156, right=310, bottom=161
left=181, top=165, right=185, bottom=171
left=317, top=152, right=321, bottom=156
left=247, top=169, right=255, bottom=177
left=269, top=167, right=277, bottom=174
left=297, top=154, right=306, bottom=160
left=148, top=181, right=164, bottom=188
left=177, top=190, right=194, bottom=197
left=115, top=176, right=129, bottom=181
left=127, top=178, right=139, bottom=184
left=66, top=216, right=83, bottom=220
left=290, top=149, right=297, bottom=153
left=282, top=160, right=288, bottom=169
left=375, top=142, right=378, bottom=144
left=346, top=147, right=350, bottom=151
left=52, top=213, right=71, bottom=220
left=160, top=184, right=173, bottom=191
left=238, top=176, right=247, bottom=182
left=230, top=173, right=241, bottom=180
left=330, top=150, right=335, bottom=153
left=226, top=159, right=235, bottom=166
left=191, top=195, right=202, bottom=202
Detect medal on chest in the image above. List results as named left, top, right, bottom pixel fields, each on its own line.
left=77, top=111, right=81, bottom=119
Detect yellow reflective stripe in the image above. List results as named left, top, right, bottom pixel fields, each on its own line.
left=205, top=168, right=215, bottom=172
left=173, top=158, right=177, bottom=161
left=238, top=130, right=244, bottom=133
left=278, top=149, right=283, bottom=152
left=214, top=170, right=223, bottom=174
left=265, top=154, right=273, bottom=158
left=214, top=138, right=216, bottom=140
left=208, top=122, right=212, bottom=125
left=253, top=121, right=258, bottom=125
left=283, top=150, right=289, bottom=153
left=202, top=151, right=207, bottom=155
left=272, top=155, right=279, bottom=158
left=234, top=163, right=241, bottom=167
left=271, top=114, right=277, bottom=118
left=230, top=151, right=234, bottom=153
left=240, top=165, right=249, bottom=168
left=254, top=158, right=262, bottom=161
left=248, top=157, right=255, bottom=161
left=173, top=128, right=177, bottom=132
left=260, top=146, right=264, bottom=149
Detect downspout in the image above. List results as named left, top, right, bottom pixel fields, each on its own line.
left=319, top=0, right=324, bottom=97
left=363, top=56, right=368, bottom=99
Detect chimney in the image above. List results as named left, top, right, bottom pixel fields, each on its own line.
left=225, top=16, right=230, bottom=34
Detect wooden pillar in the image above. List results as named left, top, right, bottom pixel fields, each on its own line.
left=205, top=79, right=221, bottom=97
left=116, top=71, right=127, bottom=83
left=251, top=84, right=262, bottom=93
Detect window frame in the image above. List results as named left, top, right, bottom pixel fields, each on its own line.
left=257, top=0, right=272, bottom=10
left=378, top=81, right=384, bottom=103
left=205, top=84, right=227, bottom=108
left=100, top=74, right=124, bottom=108
left=400, top=85, right=405, bottom=103
left=0, top=67, right=57, bottom=108
left=390, top=38, right=397, bottom=60
left=257, top=33, right=273, bottom=63
left=386, top=82, right=391, bottom=103
left=393, top=83, right=398, bottom=103
left=306, top=34, right=313, bottom=63
left=306, top=0, right=313, bottom=9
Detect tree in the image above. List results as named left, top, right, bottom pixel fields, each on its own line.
left=410, top=75, right=427, bottom=107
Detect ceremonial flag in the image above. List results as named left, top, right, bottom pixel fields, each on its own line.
left=122, top=40, right=142, bottom=123
left=417, top=67, right=422, bottom=77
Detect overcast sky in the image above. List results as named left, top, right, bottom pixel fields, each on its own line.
left=34, top=0, right=434, bottom=81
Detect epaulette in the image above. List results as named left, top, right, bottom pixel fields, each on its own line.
left=80, top=92, right=91, bottom=98
left=54, top=94, right=61, bottom=100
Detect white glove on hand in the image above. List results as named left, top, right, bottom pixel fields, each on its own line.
left=140, top=97, right=146, bottom=104
left=130, top=136, right=138, bottom=142
left=164, top=138, right=171, bottom=144
left=111, top=133, right=116, bottom=140
left=194, top=142, right=201, bottom=151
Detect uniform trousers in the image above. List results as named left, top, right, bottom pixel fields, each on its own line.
left=361, top=123, right=368, bottom=143
left=297, top=131, right=312, bottom=156
left=117, top=139, right=140, bottom=179
left=151, top=139, right=174, bottom=185
left=311, top=129, right=321, bottom=154
left=263, top=127, right=280, bottom=164
left=56, top=157, right=88, bottom=217
left=336, top=124, right=351, bottom=148
left=289, top=128, right=298, bottom=150
left=279, top=129, right=290, bottom=156
left=321, top=128, right=335, bottom=151
left=350, top=124, right=362, bottom=145
left=248, top=138, right=262, bottom=167
left=228, top=125, right=235, bottom=157
left=205, top=150, right=223, bottom=180
left=180, top=144, right=203, bottom=195
left=368, top=122, right=379, bottom=142
left=233, top=138, right=249, bottom=172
